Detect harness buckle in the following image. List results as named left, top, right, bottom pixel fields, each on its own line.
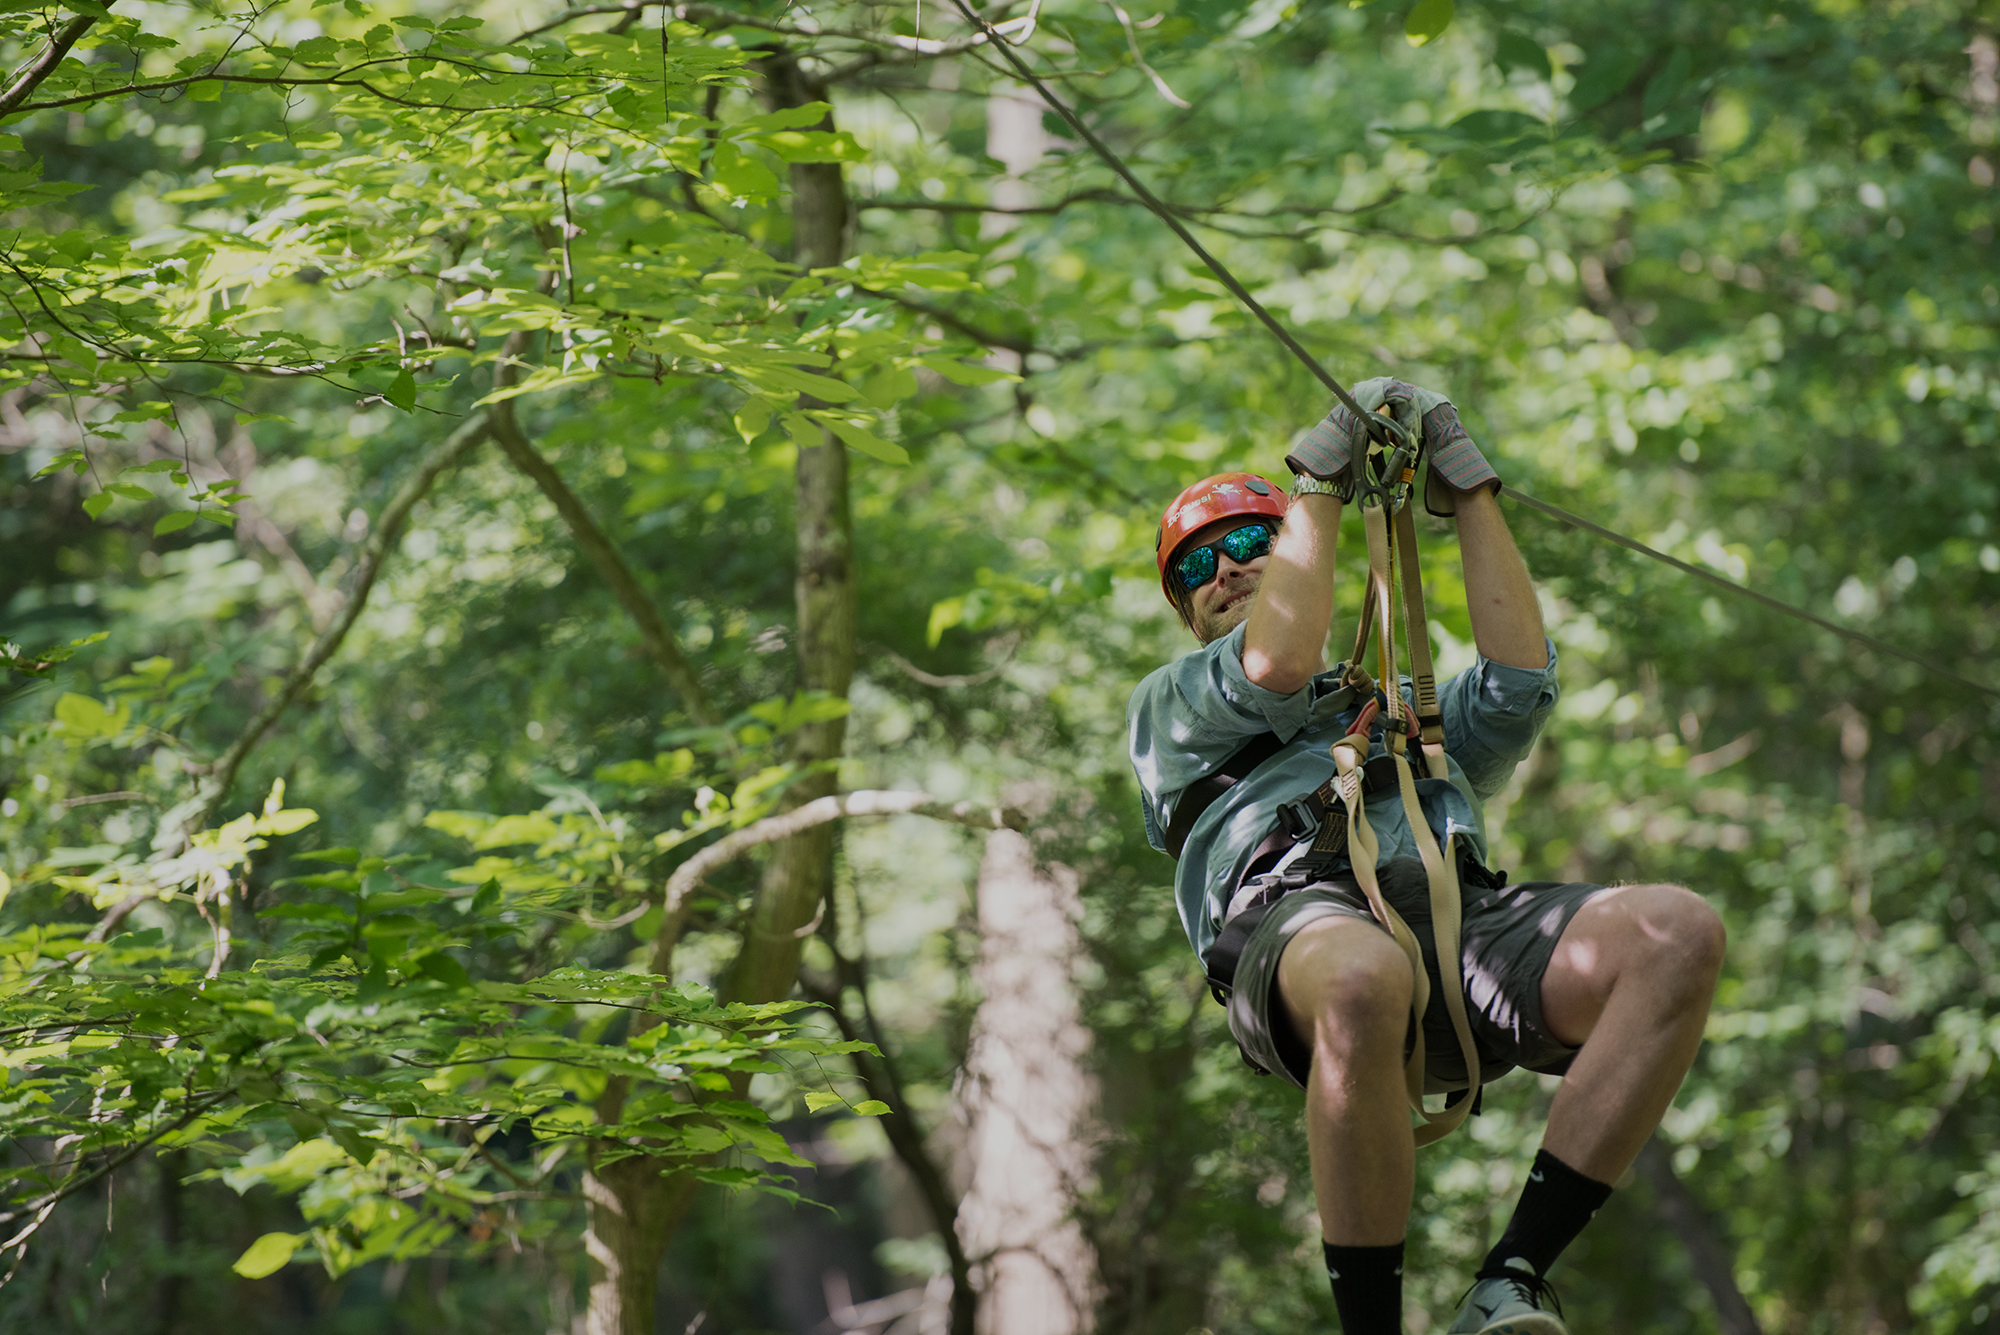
left=1276, top=797, right=1320, bottom=841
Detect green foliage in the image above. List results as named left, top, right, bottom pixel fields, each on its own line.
left=2, top=0, right=1997, bottom=1329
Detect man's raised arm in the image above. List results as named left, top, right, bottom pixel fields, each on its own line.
left=1452, top=484, right=1548, bottom=671
left=1241, top=491, right=1342, bottom=694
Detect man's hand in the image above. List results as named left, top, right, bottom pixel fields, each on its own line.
left=1284, top=378, right=1502, bottom=517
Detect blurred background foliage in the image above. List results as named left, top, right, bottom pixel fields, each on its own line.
left=1, top=0, right=1997, bottom=1331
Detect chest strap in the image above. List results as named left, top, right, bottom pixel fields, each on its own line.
left=1162, top=730, right=1289, bottom=860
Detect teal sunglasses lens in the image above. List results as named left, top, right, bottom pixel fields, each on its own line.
left=1173, top=522, right=1273, bottom=592
left=1173, top=544, right=1218, bottom=591
left=1221, top=523, right=1275, bottom=563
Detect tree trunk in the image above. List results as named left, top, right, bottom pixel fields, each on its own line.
left=1634, top=1137, right=1763, bottom=1335
left=727, top=47, right=855, bottom=1008
left=956, top=830, right=1099, bottom=1335
left=582, top=49, right=856, bottom=1335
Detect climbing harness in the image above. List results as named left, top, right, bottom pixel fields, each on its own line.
left=949, top=0, right=2000, bottom=707
left=1297, top=413, right=1488, bottom=1144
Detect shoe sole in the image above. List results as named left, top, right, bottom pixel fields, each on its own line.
left=1470, top=1317, right=1568, bottom=1335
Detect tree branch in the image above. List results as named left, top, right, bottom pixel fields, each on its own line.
left=647, top=792, right=1023, bottom=971
left=0, top=12, right=97, bottom=118
left=1634, top=1137, right=1764, bottom=1335
left=488, top=400, right=721, bottom=728
left=196, top=411, right=493, bottom=829
left=858, top=285, right=1035, bottom=355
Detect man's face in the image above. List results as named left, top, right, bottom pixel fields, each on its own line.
left=1174, top=517, right=1274, bottom=644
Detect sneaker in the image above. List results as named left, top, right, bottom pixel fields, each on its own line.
left=1445, top=1257, right=1568, bottom=1335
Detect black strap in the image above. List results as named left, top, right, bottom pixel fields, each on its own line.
left=1162, top=731, right=1289, bottom=860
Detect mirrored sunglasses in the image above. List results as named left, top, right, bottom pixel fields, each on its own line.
left=1173, top=521, right=1276, bottom=592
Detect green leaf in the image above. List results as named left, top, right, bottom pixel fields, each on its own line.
left=851, top=1100, right=891, bottom=1116
left=296, top=847, right=360, bottom=865
left=50, top=335, right=95, bottom=371
left=385, top=368, right=417, bottom=412
left=415, top=952, right=472, bottom=990
left=82, top=491, right=115, bottom=519
left=917, top=356, right=1017, bottom=387
left=154, top=512, right=196, bottom=536
left=926, top=597, right=964, bottom=649
left=1569, top=45, right=1643, bottom=111
left=816, top=416, right=909, bottom=465
left=1447, top=110, right=1549, bottom=144
left=35, top=450, right=87, bottom=479
left=328, top=1123, right=380, bottom=1166
left=1495, top=31, right=1551, bottom=78
left=1404, top=0, right=1453, bottom=46
left=231, top=1232, right=303, bottom=1279
left=187, top=79, right=221, bottom=103
left=859, top=364, right=920, bottom=409
left=802, top=1090, right=846, bottom=1113
left=752, top=130, right=868, bottom=164
left=470, top=878, right=502, bottom=916
left=732, top=397, right=771, bottom=445
left=1643, top=47, right=1693, bottom=118
left=708, top=143, right=780, bottom=201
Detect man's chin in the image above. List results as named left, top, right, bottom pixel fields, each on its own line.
left=1197, top=598, right=1255, bottom=644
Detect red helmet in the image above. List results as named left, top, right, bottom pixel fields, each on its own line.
left=1154, top=472, right=1289, bottom=603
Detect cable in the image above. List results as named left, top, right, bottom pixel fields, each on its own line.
left=945, top=0, right=1398, bottom=444
left=1506, top=491, right=2000, bottom=703
left=947, top=2, right=2000, bottom=706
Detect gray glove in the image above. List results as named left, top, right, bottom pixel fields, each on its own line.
left=1284, top=377, right=1500, bottom=516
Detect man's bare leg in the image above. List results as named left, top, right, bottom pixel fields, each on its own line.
left=1538, top=883, right=1727, bottom=1180
left=1276, top=914, right=1417, bottom=1244
left=1447, top=883, right=1725, bottom=1332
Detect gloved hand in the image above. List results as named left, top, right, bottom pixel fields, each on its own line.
left=1284, top=377, right=1500, bottom=516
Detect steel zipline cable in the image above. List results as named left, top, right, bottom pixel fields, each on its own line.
left=947, top=0, right=2000, bottom=706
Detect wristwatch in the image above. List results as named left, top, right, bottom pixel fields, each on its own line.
left=1289, top=474, right=1343, bottom=500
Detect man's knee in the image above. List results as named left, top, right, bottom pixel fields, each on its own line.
left=1616, top=883, right=1727, bottom=984
left=1279, top=919, right=1413, bottom=1050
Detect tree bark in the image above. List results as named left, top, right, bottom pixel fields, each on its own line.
left=582, top=49, right=857, bottom=1335
left=582, top=1155, right=701, bottom=1335
left=956, top=831, right=1099, bottom=1335
left=1634, top=1137, right=1763, bottom=1335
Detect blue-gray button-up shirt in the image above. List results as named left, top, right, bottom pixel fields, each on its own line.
left=1126, top=621, right=1560, bottom=964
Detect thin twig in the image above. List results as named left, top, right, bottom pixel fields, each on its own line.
left=488, top=401, right=721, bottom=726
left=197, top=412, right=494, bottom=828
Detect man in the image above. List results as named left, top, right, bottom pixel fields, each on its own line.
left=1125, top=380, right=1726, bottom=1335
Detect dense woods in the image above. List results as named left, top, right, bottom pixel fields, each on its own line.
left=0, top=0, right=1996, bottom=1331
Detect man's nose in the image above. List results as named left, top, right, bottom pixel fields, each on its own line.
left=1216, top=556, right=1252, bottom=581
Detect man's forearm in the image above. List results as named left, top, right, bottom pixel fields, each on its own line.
left=1243, top=493, right=1341, bottom=693
left=1453, top=486, right=1548, bottom=670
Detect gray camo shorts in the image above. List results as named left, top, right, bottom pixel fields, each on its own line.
left=1224, top=856, right=1606, bottom=1092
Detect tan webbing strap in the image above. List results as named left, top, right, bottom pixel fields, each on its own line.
left=1344, top=496, right=1484, bottom=1145
left=1393, top=502, right=1450, bottom=782
left=1330, top=728, right=1429, bottom=1109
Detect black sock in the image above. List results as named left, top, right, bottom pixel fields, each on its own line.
left=1481, top=1149, right=1614, bottom=1278
left=1323, top=1240, right=1404, bottom=1334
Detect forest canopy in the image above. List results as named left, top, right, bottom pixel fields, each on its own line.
left=0, top=0, right=1996, bottom=1332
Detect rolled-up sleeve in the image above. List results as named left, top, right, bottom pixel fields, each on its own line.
left=1440, top=639, right=1559, bottom=801
left=1128, top=623, right=1314, bottom=849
